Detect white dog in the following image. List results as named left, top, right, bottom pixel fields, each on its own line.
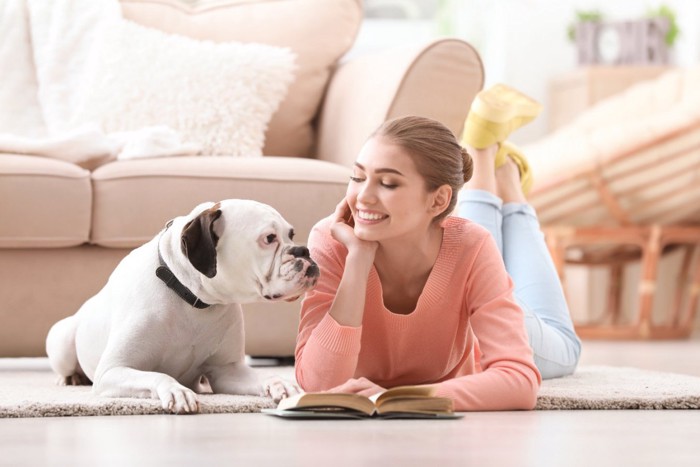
left=46, top=199, right=319, bottom=413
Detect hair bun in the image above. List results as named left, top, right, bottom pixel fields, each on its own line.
left=460, top=147, right=474, bottom=183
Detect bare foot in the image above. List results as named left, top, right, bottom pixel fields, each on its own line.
left=496, top=158, right=527, bottom=204
left=463, top=143, right=498, bottom=194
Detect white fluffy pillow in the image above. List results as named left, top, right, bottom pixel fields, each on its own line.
left=74, top=19, right=296, bottom=157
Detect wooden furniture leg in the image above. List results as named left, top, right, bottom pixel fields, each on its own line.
left=607, top=263, right=624, bottom=325
left=637, top=225, right=662, bottom=338
left=543, top=225, right=700, bottom=340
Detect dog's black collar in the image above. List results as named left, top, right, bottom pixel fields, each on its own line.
left=155, top=220, right=211, bottom=309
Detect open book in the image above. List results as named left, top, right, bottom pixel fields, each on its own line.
left=262, top=385, right=463, bottom=419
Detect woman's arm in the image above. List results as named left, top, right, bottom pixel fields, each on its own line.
left=325, top=251, right=375, bottom=328
left=295, top=200, right=378, bottom=391
left=434, top=235, right=541, bottom=411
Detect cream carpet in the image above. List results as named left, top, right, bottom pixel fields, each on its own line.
left=1, top=359, right=698, bottom=417
left=534, top=365, right=700, bottom=410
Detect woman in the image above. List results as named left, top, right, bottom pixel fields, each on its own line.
left=294, top=85, right=580, bottom=411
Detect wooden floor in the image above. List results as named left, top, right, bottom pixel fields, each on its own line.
left=2, top=338, right=700, bottom=467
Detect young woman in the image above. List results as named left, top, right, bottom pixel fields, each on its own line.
left=294, top=86, right=580, bottom=411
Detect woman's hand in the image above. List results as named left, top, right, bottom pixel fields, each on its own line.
left=330, top=198, right=378, bottom=259
left=324, top=197, right=377, bottom=327
left=327, top=377, right=386, bottom=398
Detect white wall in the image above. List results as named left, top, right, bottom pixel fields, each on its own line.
left=350, top=0, right=700, bottom=143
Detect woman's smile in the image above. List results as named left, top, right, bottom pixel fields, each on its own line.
left=355, top=209, right=389, bottom=224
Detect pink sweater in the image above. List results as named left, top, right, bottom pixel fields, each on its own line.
left=295, top=216, right=541, bottom=411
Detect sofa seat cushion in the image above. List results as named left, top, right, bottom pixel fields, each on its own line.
left=91, top=156, right=350, bottom=248
left=120, top=0, right=362, bottom=159
left=0, top=155, right=91, bottom=248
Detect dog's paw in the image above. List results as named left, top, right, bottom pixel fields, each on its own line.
left=262, top=376, right=300, bottom=403
left=156, top=381, right=200, bottom=414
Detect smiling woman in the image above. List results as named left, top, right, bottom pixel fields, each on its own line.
left=294, top=114, right=546, bottom=411
left=294, top=85, right=585, bottom=408
left=344, top=120, right=465, bottom=247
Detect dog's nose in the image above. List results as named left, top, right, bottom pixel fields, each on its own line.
left=288, top=246, right=310, bottom=258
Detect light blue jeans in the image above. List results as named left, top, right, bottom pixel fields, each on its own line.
left=458, top=190, right=581, bottom=379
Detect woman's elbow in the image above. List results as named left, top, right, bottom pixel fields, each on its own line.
left=522, top=386, right=539, bottom=410
left=294, top=365, right=315, bottom=392
left=294, top=364, right=333, bottom=392
left=519, top=371, right=540, bottom=410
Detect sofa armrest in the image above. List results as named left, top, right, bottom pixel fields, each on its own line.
left=315, top=38, right=484, bottom=167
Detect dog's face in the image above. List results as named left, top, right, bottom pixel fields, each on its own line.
left=179, top=200, right=319, bottom=305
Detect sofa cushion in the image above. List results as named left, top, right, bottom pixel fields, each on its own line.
left=0, top=155, right=91, bottom=248
left=74, top=17, right=296, bottom=158
left=91, top=156, right=351, bottom=248
left=525, top=66, right=700, bottom=227
left=120, top=0, right=362, bottom=158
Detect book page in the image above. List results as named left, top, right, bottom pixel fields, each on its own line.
left=277, top=392, right=376, bottom=415
left=372, top=385, right=436, bottom=405
left=376, top=396, right=453, bottom=415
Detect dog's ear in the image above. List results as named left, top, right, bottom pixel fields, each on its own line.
left=181, top=204, right=222, bottom=278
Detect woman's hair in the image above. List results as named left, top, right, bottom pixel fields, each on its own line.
left=370, top=115, right=473, bottom=222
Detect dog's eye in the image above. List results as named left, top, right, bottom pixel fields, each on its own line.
left=289, top=229, right=295, bottom=241
left=265, top=233, right=277, bottom=245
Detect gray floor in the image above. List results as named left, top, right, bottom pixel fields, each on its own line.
left=2, top=338, right=700, bottom=467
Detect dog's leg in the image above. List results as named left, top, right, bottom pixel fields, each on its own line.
left=206, top=362, right=264, bottom=396
left=46, top=316, right=91, bottom=386
left=206, top=362, right=299, bottom=402
left=94, top=367, right=199, bottom=414
left=261, top=375, right=301, bottom=402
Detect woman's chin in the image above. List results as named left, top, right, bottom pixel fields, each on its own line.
left=353, top=225, right=382, bottom=242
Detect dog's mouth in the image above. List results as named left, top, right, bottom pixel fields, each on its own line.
left=261, top=262, right=319, bottom=302
left=262, top=292, right=303, bottom=302
left=278, top=255, right=319, bottom=280
left=261, top=277, right=318, bottom=302
left=304, top=262, right=320, bottom=279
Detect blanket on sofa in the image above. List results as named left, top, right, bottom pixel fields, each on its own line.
left=0, top=0, right=200, bottom=168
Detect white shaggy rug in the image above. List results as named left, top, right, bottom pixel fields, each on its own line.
left=534, top=365, right=700, bottom=410
left=0, top=359, right=286, bottom=418
left=1, top=359, right=698, bottom=417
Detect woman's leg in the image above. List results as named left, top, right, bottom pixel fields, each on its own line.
left=459, top=82, right=581, bottom=378
left=457, top=144, right=504, bottom=251
left=496, top=161, right=581, bottom=379
left=459, top=145, right=581, bottom=379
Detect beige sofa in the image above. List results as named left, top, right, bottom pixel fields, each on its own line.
left=0, top=0, right=484, bottom=357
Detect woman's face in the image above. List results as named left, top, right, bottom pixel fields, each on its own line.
left=346, top=137, right=439, bottom=243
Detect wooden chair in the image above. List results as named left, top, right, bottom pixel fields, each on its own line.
left=524, top=66, right=700, bottom=339
left=544, top=225, right=700, bottom=339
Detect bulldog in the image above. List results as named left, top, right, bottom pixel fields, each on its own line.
left=46, top=199, right=319, bottom=413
